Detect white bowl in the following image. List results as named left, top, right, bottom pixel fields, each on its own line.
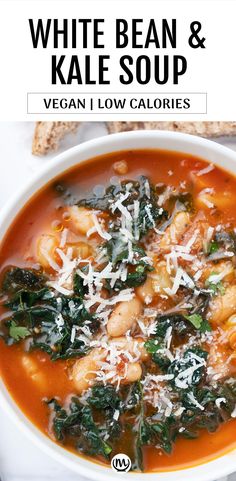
left=1, top=130, right=236, bottom=481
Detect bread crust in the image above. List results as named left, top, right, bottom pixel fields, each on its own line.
left=32, top=121, right=236, bottom=156
left=107, top=121, right=236, bottom=137
left=32, top=121, right=79, bottom=156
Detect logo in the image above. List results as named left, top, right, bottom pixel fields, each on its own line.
left=111, top=453, right=132, bottom=473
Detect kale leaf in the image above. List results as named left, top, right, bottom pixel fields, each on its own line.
left=88, top=384, right=122, bottom=439
left=168, top=348, right=208, bottom=388
left=47, top=397, right=112, bottom=458
left=134, top=382, right=174, bottom=470
left=155, top=314, right=193, bottom=338
left=1, top=267, right=96, bottom=360
left=169, top=192, right=194, bottom=213
left=87, top=384, right=121, bottom=410
left=78, top=176, right=167, bottom=239
left=215, top=231, right=236, bottom=252
left=46, top=375, right=236, bottom=472
left=125, top=381, right=143, bottom=410
left=145, top=338, right=171, bottom=369
left=105, top=240, right=153, bottom=291
left=73, top=272, right=88, bottom=297
left=207, top=231, right=236, bottom=260
left=2, top=267, right=45, bottom=293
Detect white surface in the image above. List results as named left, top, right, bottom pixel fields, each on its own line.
left=1, top=123, right=236, bottom=481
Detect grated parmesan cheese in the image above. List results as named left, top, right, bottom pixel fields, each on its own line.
left=91, top=213, right=112, bottom=241
left=231, top=405, right=236, bottom=418
left=199, top=197, right=214, bottom=209
left=59, top=228, right=68, bottom=248
left=196, top=164, right=215, bottom=176
left=215, top=397, right=226, bottom=409
left=187, top=392, right=204, bottom=411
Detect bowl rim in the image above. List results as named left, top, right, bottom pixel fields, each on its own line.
left=1, top=129, right=236, bottom=481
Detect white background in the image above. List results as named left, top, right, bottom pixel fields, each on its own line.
left=0, top=0, right=236, bottom=120
left=0, top=121, right=236, bottom=481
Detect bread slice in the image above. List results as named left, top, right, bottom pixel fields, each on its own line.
left=32, top=122, right=80, bottom=156
left=32, top=121, right=236, bottom=156
left=107, top=121, right=236, bottom=138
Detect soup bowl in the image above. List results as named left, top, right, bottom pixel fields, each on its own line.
left=1, top=129, right=236, bottom=481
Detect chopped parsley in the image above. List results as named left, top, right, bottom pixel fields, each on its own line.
left=9, top=321, right=31, bottom=341
left=184, top=314, right=212, bottom=333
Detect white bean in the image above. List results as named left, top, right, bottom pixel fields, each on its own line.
left=122, top=362, right=142, bottom=383
left=196, top=191, right=232, bottom=210
left=136, top=276, right=154, bottom=304
left=113, top=160, right=128, bottom=175
left=70, top=241, right=92, bottom=259
left=72, top=346, right=143, bottom=393
left=208, top=285, right=236, bottom=324
left=37, top=234, right=59, bottom=271
left=151, top=261, right=172, bottom=294
left=22, top=356, right=46, bottom=389
left=107, top=297, right=143, bottom=337
left=160, top=212, right=190, bottom=250
left=136, top=261, right=172, bottom=303
left=225, top=314, right=236, bottom=328
left=71, top=348, right=104, bottom=394
left=202, top=261, right=235, bottom=283
left=207, top=344, right=231, bottom=380
left=68, top=206, right=96, bottom=235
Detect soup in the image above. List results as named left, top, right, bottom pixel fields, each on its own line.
left=1, top=149, right=236, bottom=472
